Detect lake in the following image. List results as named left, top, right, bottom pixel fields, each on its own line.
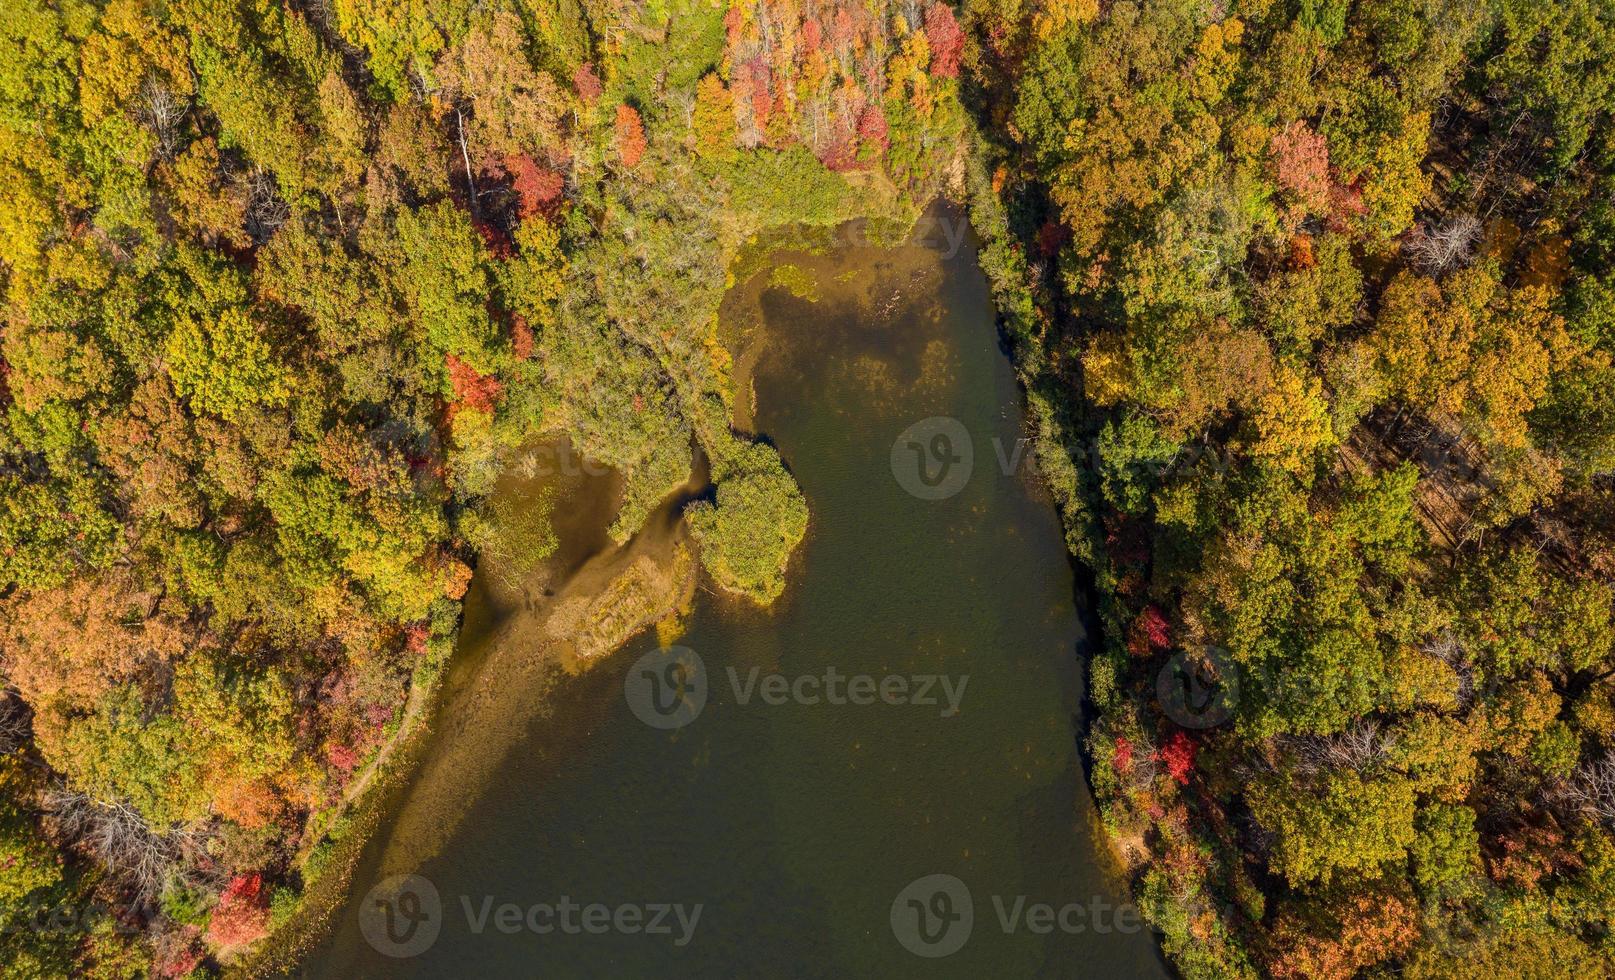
left=293, top=207, right=1168, bottom=978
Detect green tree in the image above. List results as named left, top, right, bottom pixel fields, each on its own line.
left=1249, top=769, right=1417, bottom=887
left=165, top=307, right=290, bottom=421
left=686, top=442, right=809, bottom=605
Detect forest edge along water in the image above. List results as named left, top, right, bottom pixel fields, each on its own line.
left=273, top=205, right=1168, bottom=978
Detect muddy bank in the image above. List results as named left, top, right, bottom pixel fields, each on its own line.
left=359, top=462, right=699, bottom=878
left=723, top=220, right=959, bottom=434
left=249, top=436, right=696, bottom=977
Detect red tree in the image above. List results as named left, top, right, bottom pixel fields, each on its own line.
left=572, top=62, right=602, bottom=103
left=1127, top=605, right=1171, bottom=656
left=207, top=874, right=269, bottom=950
left=1330, top=180, right=1368, bottom=226
left=1157, top=732, right=1197, bottom=786
left=511, top=314, right=535, bottom=361
left=614, top=104, right=647, bottom=169
left=446, top=354, right=503, bottom=416
left=831, top=9, right=856, bottom=51
left=857, top=104, right=889, bottom=152
left=749, top=59, right=772, bottom=131
left=1270, top=120, right=1332, bottom=213
left=818, top=134, right=859, bottom=172
left=326, top=741, right=360, bottom=775
left=471, top=216, right=513, bottom=259
left=924, top=4, right=965, bottom=79
left=1112, top=736, right=1134, bottom=774
left=497, top=154, right=564, bottom=219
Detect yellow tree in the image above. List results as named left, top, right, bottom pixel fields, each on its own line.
left=692, top=73, right=738, bottom=162
left=1373, top=265, right=1577, bottom=450
left=1247, top=366, right=1336, bottom=476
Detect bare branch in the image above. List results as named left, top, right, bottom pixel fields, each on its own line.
left=42, top=790, right=213, bottom=908
left=1565, top=752, right=1615, bottom=826
left=1404, top=213, right=1483, bottom=274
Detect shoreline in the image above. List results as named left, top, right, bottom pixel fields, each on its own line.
left=246, top=202, right=1025, bottom=975
left=239, top=441, right=698, bottom=978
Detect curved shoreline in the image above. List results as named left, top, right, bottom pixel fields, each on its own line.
left=252, top=201, right=1163, bottom=976
left=240, top=445, right=698, bottom=978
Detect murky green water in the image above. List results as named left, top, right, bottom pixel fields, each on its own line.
left=296, top=211, right=1167, bottom=978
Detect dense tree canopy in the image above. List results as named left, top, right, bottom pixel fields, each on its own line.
left=3, top=0, right=1614, bottom=974
left=964, top=0, right=1615, bottom=973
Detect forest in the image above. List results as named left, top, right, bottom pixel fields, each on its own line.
left=0, top=0, right=1612, bottom=976
left=960, top=0, right=1615, bottom=974
left=0, top=0, right=963, bottom=972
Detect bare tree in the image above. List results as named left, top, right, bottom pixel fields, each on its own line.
left=137, top=78, right=188, bottom=160
left=899, top=0, right=922, bottom=31
left=43, top=790, right=212, bottom=908
left=669, top=85, right=697, bottom=135
left=240, top=167, right=291, bottom=242
left=1405, top=213, right=1483, bottom=274
left=1111, top=730, right=1160, bottom=795
left=1284, top=720, right=1395, bottom=775
left=1565, top=751, right=1615, bottom=826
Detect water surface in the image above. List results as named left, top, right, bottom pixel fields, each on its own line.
left=298, top=212, right=1166, bottom=978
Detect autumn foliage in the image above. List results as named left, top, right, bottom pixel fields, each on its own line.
left=614, top=104, right=647, bottom=169
left=857, top=104, right=889, bottom=152
left=1269, top=887, right=1420, bottom=979
left=572, top=62, right=603, bottom=103
left=1125, top=605, right=1171, bottom=656
left=1270, top=120, right=1333, bottom=215
left=491, top=153, right=564, bottom=220
left=1156, top=732, right=1196, bottom=786
left=1111, top=736, right=1134, bottom=774
left=511, top=314, right=535, bottom=360
left=0, top=0, right=976, bottom=974
left=924, top=4, right=965, bottom=78
left=446, top=354, right=504, bottom=416
left=206, top=874, right=269, bottom=951
left=8, top=0, right=1615, bottom=976
left=982, top=0, right=1615, bottom=975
